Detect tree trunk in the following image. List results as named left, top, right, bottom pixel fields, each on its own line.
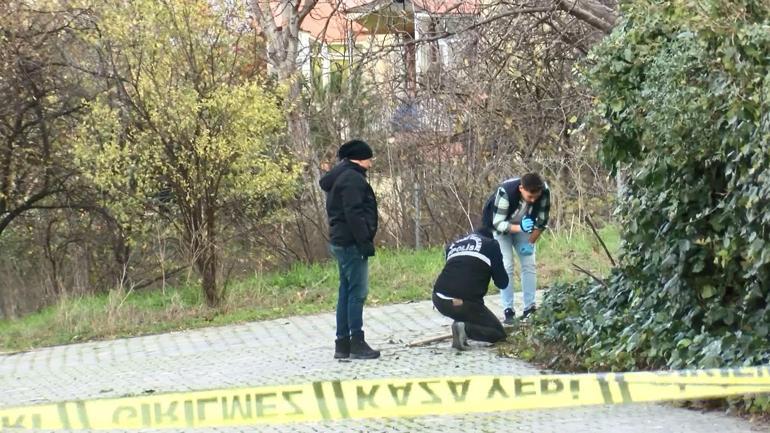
left=285, top=74, right=328, bottom=259
left=556, top=0, right=618, bottom=34
left=187, top=200, right=220, bottom=308
left=112, top=230, right=131, bottom=288
left=0, top=284, right=6, bottom=319
left=253, top=0, right=327, bottom=259
left=198, top=249, right=218, bottom=308
left=199, top=202, right=219, bottom=308
left=285, top=75, right=323, bottom=188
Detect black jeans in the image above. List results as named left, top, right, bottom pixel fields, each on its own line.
left=432, top=293, right=506, bottom=343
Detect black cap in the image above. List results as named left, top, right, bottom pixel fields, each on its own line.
left=337, top=139, right=373, bottom=160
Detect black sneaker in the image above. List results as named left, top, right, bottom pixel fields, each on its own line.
left=521, top=305, right=537, bottom=320
left=503, top=308, right=515, bottom=325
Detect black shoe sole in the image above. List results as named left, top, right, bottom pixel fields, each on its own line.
left=334, top=352, right=350, bottom=359
left=350, top=352, right=381, bottom=359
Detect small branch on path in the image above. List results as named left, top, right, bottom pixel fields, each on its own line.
left=407, top=333, right=452, bottom=347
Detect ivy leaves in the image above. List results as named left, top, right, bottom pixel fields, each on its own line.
left=534, top=0, right=770, bottom=414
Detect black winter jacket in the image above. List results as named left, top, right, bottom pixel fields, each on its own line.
left=319, top=160, right=378, bottom=256
left=433, top=228, right=508, bottom=302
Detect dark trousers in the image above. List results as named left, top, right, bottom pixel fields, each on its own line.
left=330, top=244, right=369, bottom=339
left=432, top=292, right=506, bottom=343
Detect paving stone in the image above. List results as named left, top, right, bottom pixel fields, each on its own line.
left=0, top=292, right=765, bottom=432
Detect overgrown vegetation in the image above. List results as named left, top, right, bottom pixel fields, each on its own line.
left=509, top=0, right=770, bottom=416
left=1, top=0, right=617, bottom=318
left=0, top=226, right=617, bottom=352
left=4, top=5, right=767, bottom=421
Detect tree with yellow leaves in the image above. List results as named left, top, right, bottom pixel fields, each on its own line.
left=73, top=0, right=299, bottom=306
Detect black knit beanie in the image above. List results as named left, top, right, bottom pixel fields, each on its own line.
left=337, top=139, right=373, bottom=160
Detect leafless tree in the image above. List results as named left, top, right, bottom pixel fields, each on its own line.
left=0, top=2, right=94, bottom=236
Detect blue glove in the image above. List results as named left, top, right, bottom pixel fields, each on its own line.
left=518, top=243, right=535, bottom=256
left=519, top=217, right=535, bottom=233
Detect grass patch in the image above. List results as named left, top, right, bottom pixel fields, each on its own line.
left=0, top=226, right=619, bottom=352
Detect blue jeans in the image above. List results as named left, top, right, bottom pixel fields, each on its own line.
left=329, top=244, right=369, bottom=339
left=494, top=231, right=537, bottom=312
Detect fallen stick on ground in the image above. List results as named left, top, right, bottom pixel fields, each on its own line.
left=407, top=323, right=519, bottom=347
left=407, top=333, right=452, bottom=347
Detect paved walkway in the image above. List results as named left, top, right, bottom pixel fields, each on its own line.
left=0, top=296, right=766, bottom=432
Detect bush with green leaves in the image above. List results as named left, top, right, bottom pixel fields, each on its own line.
left=531, top=0, right=770, bottom=413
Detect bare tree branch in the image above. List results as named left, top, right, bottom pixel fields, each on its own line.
left=585, top=214, right=616, bottom=267
left=572, top=263, right=608, bottom=288
left=555, top=0, right=617, bottom=34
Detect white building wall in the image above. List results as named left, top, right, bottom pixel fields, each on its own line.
left=297, top=31, right=313, bottom=80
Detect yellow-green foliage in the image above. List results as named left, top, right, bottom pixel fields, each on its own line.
left=73, top=0, right=299, bottom=231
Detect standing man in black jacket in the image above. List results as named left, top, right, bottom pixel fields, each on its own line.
left=433, top=227, right=509, bottom=350
left=319, top=139, right=380, bottom=360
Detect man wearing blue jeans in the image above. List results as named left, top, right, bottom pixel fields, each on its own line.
left=319, top=139, right=380, bottom=360
left=481, top=173, right=550, bottom=324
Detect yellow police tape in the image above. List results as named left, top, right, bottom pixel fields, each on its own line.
left=1, top=366, right=769, bottom=429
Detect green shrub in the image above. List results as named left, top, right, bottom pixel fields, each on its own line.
left=531, top=0, right=770, bottom=414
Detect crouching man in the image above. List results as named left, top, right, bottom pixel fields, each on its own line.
left=432, top=227, right=509, bottom=350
